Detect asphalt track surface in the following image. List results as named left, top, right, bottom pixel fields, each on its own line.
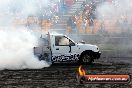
left=0, top=58, right=132, bottom=88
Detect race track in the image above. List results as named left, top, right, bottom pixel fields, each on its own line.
left=0, top=58, right=132, bottom=88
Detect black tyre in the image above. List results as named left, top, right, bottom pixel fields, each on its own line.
left=79, top=52, right=93, bottom=64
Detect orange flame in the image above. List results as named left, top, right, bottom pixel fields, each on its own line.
left=78, top=65, right=86, bottom=76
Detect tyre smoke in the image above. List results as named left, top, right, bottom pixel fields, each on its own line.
left=0, top=28, right=50, bottom=70
left=0, top=0, right=51, bottom=70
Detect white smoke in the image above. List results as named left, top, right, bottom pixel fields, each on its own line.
left=95, top=0, right=132, bottom=51
left=0, top=27, right=50, bottom=70
left=0, top=0, right=51, bottom=70
left=94, top=0, right=132, bottom=34
left=96, top=0, right=132, bottom=20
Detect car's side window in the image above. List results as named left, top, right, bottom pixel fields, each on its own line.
left=55, top=36, right=70, bottom=46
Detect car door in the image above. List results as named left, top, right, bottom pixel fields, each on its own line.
left=52, top=36, right=78, bottom=63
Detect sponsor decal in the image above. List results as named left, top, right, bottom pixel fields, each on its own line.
left=52, top=54, right=79, bottom=62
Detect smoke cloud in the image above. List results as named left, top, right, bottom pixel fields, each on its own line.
left=0, top=28, right=50, bottom=70
left=0, top=0, right=51, bottom=70
left=92, top=0, right=132, bottom=58
left=96, top=0, right=132, bottom=20
left=96, top=0, right=132, bottom=33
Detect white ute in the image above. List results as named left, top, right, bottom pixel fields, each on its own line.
left=34, top=33, right=101, bottom=64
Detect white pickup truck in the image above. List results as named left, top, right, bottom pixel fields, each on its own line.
left=34, top=33, right=101, bottom=64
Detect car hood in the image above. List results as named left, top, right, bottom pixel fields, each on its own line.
left=77, top=43, right=99, bottom=52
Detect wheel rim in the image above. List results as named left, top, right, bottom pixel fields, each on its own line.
left=82, top=54, right=91, bottom=63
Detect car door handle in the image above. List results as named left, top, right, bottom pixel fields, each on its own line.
left=56, top=48, right=59, bottom=50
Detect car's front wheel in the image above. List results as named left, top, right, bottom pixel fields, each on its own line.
left=79, top=52, right=93, bottom=64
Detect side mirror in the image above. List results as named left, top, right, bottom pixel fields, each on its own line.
left=80, top=40, right=85, bottom=44
left=69, top=42, right=75, bottom=46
